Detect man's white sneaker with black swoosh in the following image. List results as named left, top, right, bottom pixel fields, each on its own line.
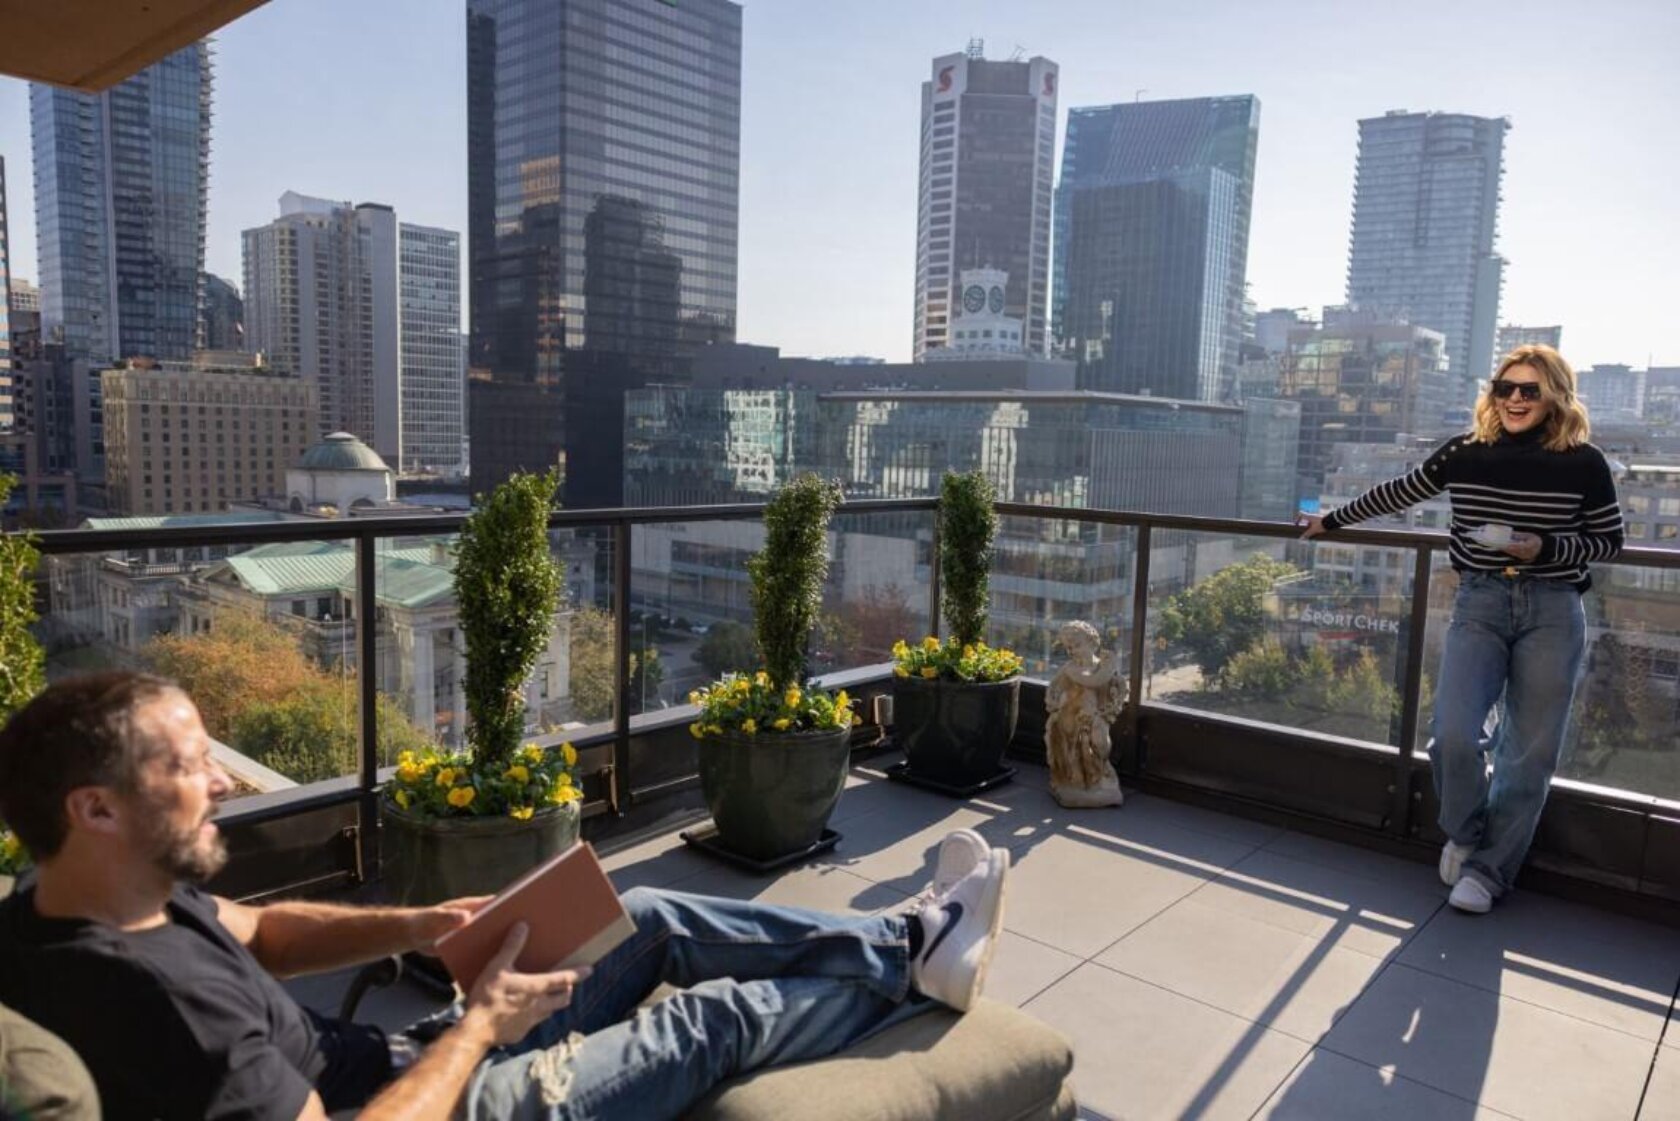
left=909, top=843, right=1009, bottom=1012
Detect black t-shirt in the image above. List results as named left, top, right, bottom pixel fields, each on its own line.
left=0, top=884, right=390, bottom=1120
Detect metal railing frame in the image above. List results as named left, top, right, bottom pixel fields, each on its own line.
left=29, top=501, right=1680, bottom=885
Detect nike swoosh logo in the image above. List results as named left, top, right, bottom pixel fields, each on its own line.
left=921, top=900, right=963, bottom=962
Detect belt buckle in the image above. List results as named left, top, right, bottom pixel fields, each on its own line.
left=1502, top=566, right=1519, bottom=578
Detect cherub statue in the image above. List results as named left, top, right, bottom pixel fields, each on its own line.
left=1045, top=620, right=1126, bottom=808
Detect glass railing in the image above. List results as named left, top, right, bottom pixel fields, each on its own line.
left=21, top=499, right=1680, bottom=895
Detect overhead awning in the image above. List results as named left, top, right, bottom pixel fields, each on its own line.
left=0, top=0, right=272, bottom=92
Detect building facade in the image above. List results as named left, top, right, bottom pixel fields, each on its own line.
left=1, top=155, right=11, bottom=415
left=1577, top=364, right=1646, bottom=423
left=100, top=354, right=319, bottom=515
left=243, top=192, right=400, bottom=458
left=1345, top=111, right=1507, bottom=394
left=30, top=43, right=213, bottom=489
left=912, top=47, right=1057, bottom=361
left=398, top=224, right=463, bottom=477
left=1495, top=324, right=1562, bottom=359
left=202, top=273, right=244, bottom=352
left=1277, top=308, right=1452, bottom=497
left=1055, top=96, right=1260, bottom=402
left=466, top=0, right=742, bottom=498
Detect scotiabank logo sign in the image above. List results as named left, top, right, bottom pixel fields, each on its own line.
left=936, top=65, right=955, bottom=93
left=1042, top=72, right=1056, bottom=96
left=1297, top=608, right=1399, bottom=635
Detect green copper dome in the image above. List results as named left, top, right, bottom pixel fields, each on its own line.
left=299, top=432, right=390, bottom=472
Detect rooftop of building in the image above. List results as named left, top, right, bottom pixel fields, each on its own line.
left=298, top=433, right=391, bottom=474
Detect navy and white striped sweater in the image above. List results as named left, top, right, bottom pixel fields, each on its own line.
left=1321, top=430, right=1624, bottom=591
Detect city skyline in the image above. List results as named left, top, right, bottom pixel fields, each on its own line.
left=0, top=0, right=1676, bottom=371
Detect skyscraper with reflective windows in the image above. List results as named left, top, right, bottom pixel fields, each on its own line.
left=1345, top=111, right=1508, bottom=393
left=1055, top=95, right=1259, bottom=402
left=30, top=42, right=212, bottom=487
left=466, top=0, right=742, bottom=501
left=31, top=43, right=211, bottom=366
left=913, top=47, right=1058, bottom=361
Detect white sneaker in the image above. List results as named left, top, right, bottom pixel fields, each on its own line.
left=927, top=828, right=989, bottom=897
left=1439, top=841, right=1474, bottom=887
left=910, top=848, right=1009, bottom=1012
left=1448, top=875, right=1494, bottom=914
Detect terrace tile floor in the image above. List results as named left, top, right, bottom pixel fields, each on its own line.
left=287, top=756, right=1680, bottom=1120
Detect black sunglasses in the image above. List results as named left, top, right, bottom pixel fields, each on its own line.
left=1490, top=379, right=1543, bottom=402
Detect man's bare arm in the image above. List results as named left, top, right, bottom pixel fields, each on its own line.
left=217, top=895, right=487, bottom=978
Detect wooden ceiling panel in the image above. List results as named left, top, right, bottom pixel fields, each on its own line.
left=0, top=1, right=272, bottom=92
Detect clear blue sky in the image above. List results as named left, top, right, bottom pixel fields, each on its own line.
left=1, top=0, right=1676, bottom=367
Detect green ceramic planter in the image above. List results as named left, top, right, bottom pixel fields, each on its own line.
left=380, top=798, right=581, bottom=906
left=697, top=726, right=852, bottom=861
left=894, top=676, right=1021, bottom=785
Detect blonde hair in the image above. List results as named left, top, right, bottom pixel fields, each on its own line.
left=1469, top=344, right=1591, bottom=452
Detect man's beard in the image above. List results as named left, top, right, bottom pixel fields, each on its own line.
left=141, top=805, right=228, bottom=883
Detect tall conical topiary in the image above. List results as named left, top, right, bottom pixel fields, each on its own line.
left=748, top=473, right=843, bottom=691
left=940, top=470, right=998, bottom=647
left=455, top=469, right=563, bottom=770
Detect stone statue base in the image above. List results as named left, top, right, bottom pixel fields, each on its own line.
left=1051, top=769, right=1124, bottom=809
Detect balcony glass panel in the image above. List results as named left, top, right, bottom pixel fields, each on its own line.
left=988, top=515, right=1136, bottom=680
left=36, top=541, right=369, bottom=798
left=1143, top=531, right=1415, bottom=748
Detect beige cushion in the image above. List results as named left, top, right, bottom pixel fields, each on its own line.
left=0, top=1003, right=100, bottom=1121
left=687, top=999, right=1075, bottom=1121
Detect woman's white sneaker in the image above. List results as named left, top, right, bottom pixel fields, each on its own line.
left=1439, top=841, right=1474, bottom=887
left=1448, top=875, right=1494, bottom=914
left=909, top=848, right=1009, bottom=1012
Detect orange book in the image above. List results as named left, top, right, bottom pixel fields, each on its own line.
left=432, top=842, right=636, bottom=987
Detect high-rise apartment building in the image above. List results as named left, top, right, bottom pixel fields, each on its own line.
left=202, top=273, right=244, bottom=352
left=100, top=354, right=318, bottom=516
left=399, top=224, right=463, bottom=477
left=30, top=42, right=213, bottom=491
left=244, top=195, right=463, bottom=477
left=243, top=192, right=400, bottom=457
left=1055, top=96, right=1260, bottom=402
left=913, top=47, right=1058, bottom=361
left=1345, top=111, right=1508, bottom=394
left=466, top=0, right=742, bottom=501
left=32, top=43, right=212, bottom=365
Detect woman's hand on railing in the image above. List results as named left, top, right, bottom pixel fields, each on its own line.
left=1295, top=513, right=1326, bottom=540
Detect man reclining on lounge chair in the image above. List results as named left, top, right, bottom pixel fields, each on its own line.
left=0, top=672, right=1009, bottom=1121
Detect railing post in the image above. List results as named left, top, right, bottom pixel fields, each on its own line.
left=612, top=521, right=632, bottom=815
left=354, top=531, right=380, bottom=882
left=927, top=512, right=941, bottom=638
left=1391, top=545, right=1435, bottom=837
left=1125, top=524, right=1152, bottom=771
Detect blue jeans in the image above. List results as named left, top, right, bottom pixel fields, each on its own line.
left=1428, top=572, right=1586, bottom=896
left=458, top=887, right=926, bottom=1121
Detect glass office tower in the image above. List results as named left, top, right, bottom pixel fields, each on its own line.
left=1054, top=96, right=1259, bottom=402
left=466, top=0, right=742, bottom=503
left=1345, top=111, right=1508, bottom=390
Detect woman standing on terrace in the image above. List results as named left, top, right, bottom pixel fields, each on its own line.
left=1299, top=345, right=1623, bottom=913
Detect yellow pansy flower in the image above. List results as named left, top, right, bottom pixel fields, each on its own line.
left=784, top=687, right=801, bottom=707
left=922, top=635, right=940, bottom=651
left=892, top=639, right=909, bottom=657
left=520, top=744, right=545, bottom=765
left=742, top=718, right=758, bottom=734
left=397, top=750, right=417, bottom=767
left=835, top=690, right=849, bottom=708
left=397, top=763, right=421, bottom=784
left=894, top=665, right=909, bottom=677
left=562, top=743, right=578, bottom=767
left=690, top=722, right=706, bottom=739
left=773, top=717, right=791, bottom=731
left=505, top=764, right=530, bottom=785
left=435, top=767, right=457, bottom=787
left=688, top=690, right=702, bottom=705
left=755, top=671, right=770, bottom=686
left=921, top=667, right=939, bottom=679
left=447, top=786, right=476, bottom=808
left=393, top=789, right=410, bottom=809
left=509, top=805, right=534, bottom=821
left=962, top=645, right=975, bottom=659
